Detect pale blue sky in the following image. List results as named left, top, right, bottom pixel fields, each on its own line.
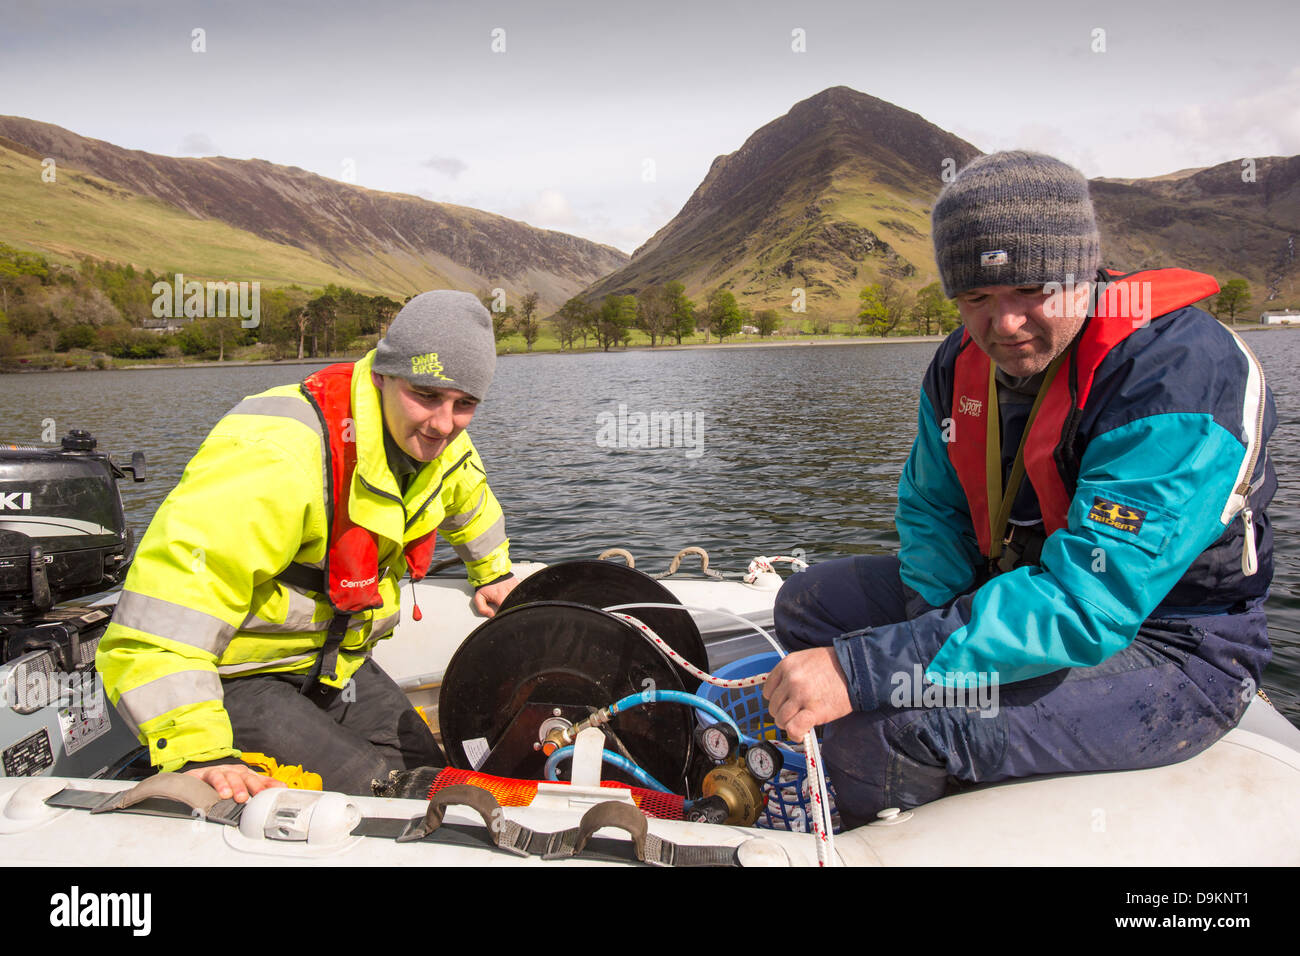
left=3, top=0, right=1297, bottom=252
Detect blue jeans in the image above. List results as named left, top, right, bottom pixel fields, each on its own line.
left=774, top=555, right=1255, bottom=826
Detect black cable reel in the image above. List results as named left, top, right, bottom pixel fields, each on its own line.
left=438, top=560, right=710, bottom=795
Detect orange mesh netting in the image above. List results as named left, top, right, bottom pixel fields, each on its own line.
left=427, top=767, right=684, bottom=820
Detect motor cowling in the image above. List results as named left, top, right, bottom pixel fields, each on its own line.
left=0, top=431, right=143, bottom=620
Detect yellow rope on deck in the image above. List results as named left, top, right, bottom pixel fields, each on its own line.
left=239, top=752, right=323, bottom=790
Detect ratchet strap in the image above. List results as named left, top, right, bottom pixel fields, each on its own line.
left=46, top=779, right=739, bottom=867
left=364, top=784, right=737, bottom=866
left=48, top=773, right=244, bottom=826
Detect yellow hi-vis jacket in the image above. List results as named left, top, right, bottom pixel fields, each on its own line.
left=96, top=351, right=511, bottom=772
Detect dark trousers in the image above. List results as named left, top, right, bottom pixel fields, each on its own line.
left=221, top=658, right=445, bottom=795
left=774, top=555, right=1250, bottom=827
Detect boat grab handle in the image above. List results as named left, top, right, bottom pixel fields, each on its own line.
left=652, top=546, right=725, bottom=580
left=396, top=784, right=526, bottom=856
left=89, top=772, right=243, bottom=825
left=569, top=800, right=648, bottom=859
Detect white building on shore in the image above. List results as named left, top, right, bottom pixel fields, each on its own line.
left=1259, top=310, right=1300, bottom=325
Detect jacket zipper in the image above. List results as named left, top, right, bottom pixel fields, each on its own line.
left=406, top=450, right=473, bottom=530
left=1226, top=330, right=1267, bottom=576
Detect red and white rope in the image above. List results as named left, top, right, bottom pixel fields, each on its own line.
left=744, top=554, right=809, bottom=584
left=607, top=611, right=768, bottom=688
left=604, top=600, right=836, bottom=866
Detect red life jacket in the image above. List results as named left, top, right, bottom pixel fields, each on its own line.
left=947, top=269, right=1220, bottom=556
left=299, top=362, right=437, bottom=614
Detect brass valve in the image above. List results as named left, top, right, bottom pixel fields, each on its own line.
left=701, top=757, right=764, bottom=827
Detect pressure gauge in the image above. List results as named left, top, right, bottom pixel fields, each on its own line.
left=696, top=722, right=739, bottom=762
left=744, top=741, right=783, bottom=783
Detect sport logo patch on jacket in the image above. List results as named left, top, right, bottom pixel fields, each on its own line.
left=1087, top=497, right=1147, bottom=535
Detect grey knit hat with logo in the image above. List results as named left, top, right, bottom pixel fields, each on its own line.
left=931, top=151, right=1101, bottom=298
left=372, top=290, right=496, bottom=400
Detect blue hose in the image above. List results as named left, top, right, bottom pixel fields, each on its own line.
left=541, top=690, right=754, bottom=795
left=543, top=745, right=673, bottom=793
left=610, top=688, right=753, bottom=742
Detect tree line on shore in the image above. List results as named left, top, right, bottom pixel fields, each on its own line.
left=0, top=242, right=1272, bottom=366
left=485, top=283, right=761, bottom=352
left=485, top=278, right=965, bottom=352
left=0, top=243, right=401, bottom=363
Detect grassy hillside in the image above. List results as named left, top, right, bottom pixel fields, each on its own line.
left=584, top=87, right=982, bottom=322
left=0, top=143, right=395, bottom=294
left=0, top=117, right=629, bottom=312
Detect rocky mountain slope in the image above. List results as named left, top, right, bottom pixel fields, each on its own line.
left=584, top=87, right=1297, bottom=319
left=0, top=117, right=627, bottom=309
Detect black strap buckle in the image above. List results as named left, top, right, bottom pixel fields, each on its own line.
left=300, top=612, right=351, bottom=694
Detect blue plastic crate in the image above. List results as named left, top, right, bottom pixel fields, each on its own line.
left=695, top=652, right=839, bottom=833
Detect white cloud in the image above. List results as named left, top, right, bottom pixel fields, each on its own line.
left=1142, top=66, right=1300, bottom=167
left=177, top=132, right=221, bottom=156
left=505, top=188, right=578, bottom=229
left=422, top=156, right=468, bottom=178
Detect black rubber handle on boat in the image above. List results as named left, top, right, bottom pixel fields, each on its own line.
left=395, top=784, right=518, bottom=853
left=572, top=800, right=649, bottom=860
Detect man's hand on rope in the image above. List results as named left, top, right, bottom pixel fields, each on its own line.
left=762, top=647, right=853, bottom=740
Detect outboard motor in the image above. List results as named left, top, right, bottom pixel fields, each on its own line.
left=0, top=431, right=147, bottom=779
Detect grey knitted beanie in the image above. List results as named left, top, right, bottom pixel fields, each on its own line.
left=372, top=290, right=496, bottom=400
left=931, top=151, right=1101, bottom=298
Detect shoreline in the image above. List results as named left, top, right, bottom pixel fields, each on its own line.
left=4, top=323, right=1295, bottom=373
left=1, top=335, right=951, bottom=372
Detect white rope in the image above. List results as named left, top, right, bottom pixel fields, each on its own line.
left=606, top=610, right=767, bottom=688
left=604, top=600, right=837, bottom=867
left=744, top=554, right=809, bottom=584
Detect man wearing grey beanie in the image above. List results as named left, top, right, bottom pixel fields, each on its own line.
left=765, top=151, right=1277, bottom=828
left=98, top=288, right=518, bottom=800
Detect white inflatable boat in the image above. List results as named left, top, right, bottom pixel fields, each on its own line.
left=2, top=555, right=1299, bottom=867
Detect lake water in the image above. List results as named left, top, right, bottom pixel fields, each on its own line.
left=4, top=331, right=1298, bottom=721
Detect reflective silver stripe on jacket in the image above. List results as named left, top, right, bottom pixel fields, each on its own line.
left=217, top=653, right=316, bottom=677
left=117, top=669, right=225, bottom=736
left=441, top=490, right=485, bottom=531
left=112, top=591, right=237, bottom=656
left=370, top=611, right=400, bottom=639
left=452, top=515, right=507, bottom=562
left=240, top=582, right=322, bottom=633
left=224, top=395, right=323, bottom=435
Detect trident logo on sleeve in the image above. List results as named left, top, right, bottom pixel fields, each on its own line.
left=1087, top=497, right=1147, bottom=535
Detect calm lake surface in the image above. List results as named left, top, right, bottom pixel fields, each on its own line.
left=4, top=332, right=1298, bottom=721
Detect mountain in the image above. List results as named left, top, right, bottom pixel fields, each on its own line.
left=1090, top=157, right=1300, bottom=303
left=584, top=87, right=982, bottom=319
left=584, top=87, right=1298, bottom=319
left=0, top=117, right=627, bottom=310
left=0, top=140, right=397, bottom=293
